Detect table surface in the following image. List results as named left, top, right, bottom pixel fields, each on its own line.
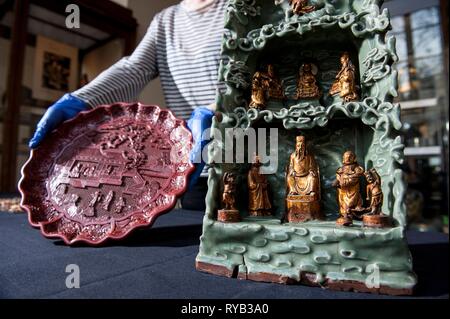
left=0, top=210, right=448, bottom=299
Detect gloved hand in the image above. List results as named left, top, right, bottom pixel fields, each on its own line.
left=187, top=107, right=215, bottom=190
left=29, top=93, right=89, bottom=149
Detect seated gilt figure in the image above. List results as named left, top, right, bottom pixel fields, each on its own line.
left=249, top=70, right=270, bottom=109
left=330, top=52, right=359, bottom=102
left=286, top=136, right=322, bottom=222
left=297, top=63, right=321, bottom=99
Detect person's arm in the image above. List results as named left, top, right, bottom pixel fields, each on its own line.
left=29, top=15, right=161, bottom=148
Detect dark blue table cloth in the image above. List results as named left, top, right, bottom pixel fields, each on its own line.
left=0, top=210, right=448, bottom=299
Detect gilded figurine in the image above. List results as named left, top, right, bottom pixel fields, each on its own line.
left=286, top=136, right=322, bottom=222
left=218, top=172, right=240, bottom=223
left=250, top=65, right=284, bottom=109
left=248, top=156, right=272, bottom=217
left=266, top=65, right=285, bottom=100
left=289, top=0, right=315, bottom=15
left=330, top=52, right=359, bottom=102
left=297, top=63, right=321, bottom=99
left=222, top=172, right=237, bottom=210
left=250, top=70, right=270, bottom=109
left=365, top=169, right=383, bottom=215
left=363, top=168, right=392, bottom=228
left=333, top=151, right=364, bottom=226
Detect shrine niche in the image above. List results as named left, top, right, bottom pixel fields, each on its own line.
left=196, top=0, right=416, bottom=296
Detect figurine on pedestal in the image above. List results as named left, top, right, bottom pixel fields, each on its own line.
left=330, top=52, right=359, bottom=102
left=286, top=136, right=322, bottom=223
left=289, top=0, right=315, bottom=15
left=248, top=156, right=272, bottom=217
left=363, top=168, right=392, bottom=228
left=218, top=172, right=240, bottom=223
left=297, top=63, right=321, bottom=100
left=333, top=151, right=364, bottom=226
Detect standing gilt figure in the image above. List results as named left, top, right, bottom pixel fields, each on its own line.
left=250, top=71, right=271, bottom=109
left=218, top=172, right=240, bottom=223
left=364, top=169, right=383, bottom=215
left=330, top=52, right=359, bottom=102
left=363, top=168, right=392, bottom=228
left=248, top=156, right=272, bottom=217
left=222, top=172, right=237, bottom=211
left=333, top=151, right=364, bottom=226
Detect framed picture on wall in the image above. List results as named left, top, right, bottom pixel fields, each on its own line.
left=32, top=36, right=79, bottom=102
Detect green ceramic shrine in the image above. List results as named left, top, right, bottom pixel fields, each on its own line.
left=196, top=0, right=416, bottom=295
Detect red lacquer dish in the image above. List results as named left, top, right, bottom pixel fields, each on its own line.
left=19, top=103, right=194, bottom=245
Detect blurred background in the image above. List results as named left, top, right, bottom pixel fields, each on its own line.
left=0, top=0, right=448, bottom=233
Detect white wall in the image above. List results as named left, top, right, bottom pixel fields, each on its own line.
left=82, top=39, right=125, bottom=83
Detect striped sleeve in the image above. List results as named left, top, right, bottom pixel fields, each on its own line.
left=72, top=14, right=161, bottom=107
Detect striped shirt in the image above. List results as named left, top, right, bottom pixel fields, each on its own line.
left=73, top=0, right=227, bottom=120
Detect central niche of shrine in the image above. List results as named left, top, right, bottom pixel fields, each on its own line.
left=234, top=26, right=370, bottom=221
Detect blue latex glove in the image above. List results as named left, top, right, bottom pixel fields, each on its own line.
left=187, top=107, right=215, bottom=190
left=29, top=94, right=89, bottom=149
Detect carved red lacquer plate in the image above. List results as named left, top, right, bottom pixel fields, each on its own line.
left=19, top=103, right=194, bottom=245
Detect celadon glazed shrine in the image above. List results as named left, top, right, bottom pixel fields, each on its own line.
left=195, top=0, right=417, bottom=295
